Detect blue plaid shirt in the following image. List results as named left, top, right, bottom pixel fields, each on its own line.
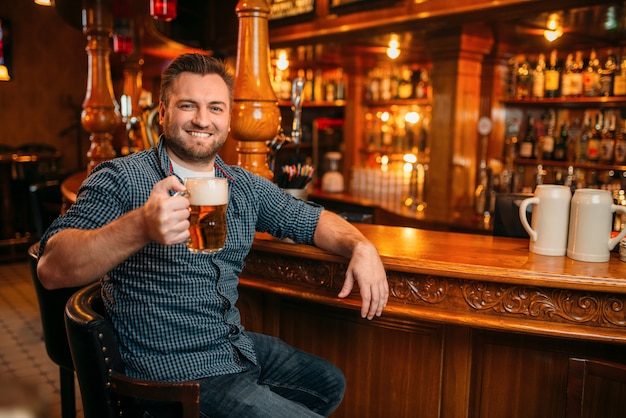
left=40, top=140, right=322, bottom=382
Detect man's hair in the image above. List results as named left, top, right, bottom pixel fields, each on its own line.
left=159, top=53, right=234, bottom=106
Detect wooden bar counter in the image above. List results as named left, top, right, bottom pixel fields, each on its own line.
left=238, top=225, right=626, bottom=418
left=62, top=173, right=626, bottom=417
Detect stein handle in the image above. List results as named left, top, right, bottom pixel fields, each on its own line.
left=173, top=190, right=189, bottom=198
left=608, top=205, right=626, bottom=251
left=519, top=197, right=539, bottom=242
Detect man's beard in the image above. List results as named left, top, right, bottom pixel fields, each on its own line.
left=161, top=128, right=227, bottom=165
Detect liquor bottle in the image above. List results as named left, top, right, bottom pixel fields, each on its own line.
left=566, top=118, right=581, bottom=163
left=366, top=68, right=379, bottom=101
left=532, top=54, right=546, bottom=99
left=380, top=67, right=392, bottom=101
left=313, top=69, right=324, bottom=102
left=583, top=49, right=601, bottom=97
left=587, top=112, right=603, bottom=162
left=389, top=67, right=400, bottom=100
left=518, top=114, right=535, bottom=159
left=600, top=110, right=616, bottom=164
left=515, top=55, right=532, bottom=99
left=325, top=71, right=337, bottom=101
left=507, top=56, right=518, bottom=99
left=614, top=115, right=626, bottom=164
left=544, top=49, right=560, bottom=98
left=534, top=113, right=547, bottom=159
left=560, top=53, right=574, bottom=97
left=553, top=121, right=568, bottom=161
left=335, top=68, right=345, bottom=100
left=613, top=52, right=626, bottom=96
left=415, top=68, right=430, bottom=99
left=569, top=51, right=584, bottom=97
left=578, top=113, right=591, bottom=163
left=599, top=49, right=618, bottom=96
left=541, top=111, right=556, bottom=160
left=397, top=65, right=413, bottom=99
left=302, top=69, right=313, bottom=102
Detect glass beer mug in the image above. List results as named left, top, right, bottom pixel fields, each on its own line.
left=180, top=177, right=229, bottom=253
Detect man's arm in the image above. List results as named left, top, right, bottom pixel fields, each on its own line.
left=37, top=176, right=190, bottom=290
left=313, top=210, right=389, bottom=320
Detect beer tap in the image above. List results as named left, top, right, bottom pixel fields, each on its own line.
left=266, top=77, right=305, bottom=170
left=290, top=76, right=305, bottom=159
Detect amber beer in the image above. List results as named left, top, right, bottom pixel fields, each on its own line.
left=184, top=177, right=228, bottom=253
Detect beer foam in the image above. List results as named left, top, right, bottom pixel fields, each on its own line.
left=185, top=178, right=229, bottom=206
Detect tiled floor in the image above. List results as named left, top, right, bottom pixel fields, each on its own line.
left=0, top=257, right=83, bottom=418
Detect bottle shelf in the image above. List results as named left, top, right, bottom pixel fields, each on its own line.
left=514, top=158, right=626, bottom=172
left=364, top=99, right=431, bottom=107
left=278, top=100, right=346, bottom=107
left=501, top=97, right=626, bottom=109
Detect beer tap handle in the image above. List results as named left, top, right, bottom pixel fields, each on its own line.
left=290, top=77, right=305, bottom=160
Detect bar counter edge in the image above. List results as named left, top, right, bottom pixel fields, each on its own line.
left=242, top=224, right=626, bottom=344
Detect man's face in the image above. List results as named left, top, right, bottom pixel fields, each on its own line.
left=159, top=72, right=231, bottom=167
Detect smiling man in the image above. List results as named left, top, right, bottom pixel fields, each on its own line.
left=36, top=53, right=388, bottom=418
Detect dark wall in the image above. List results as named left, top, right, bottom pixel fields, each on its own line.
left=0, top=2, right=88, bottom=173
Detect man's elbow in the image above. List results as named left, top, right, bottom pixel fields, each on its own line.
left=36, top=257, right=66, bottom=290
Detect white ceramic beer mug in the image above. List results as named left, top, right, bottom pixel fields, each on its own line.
left=567, top=188, right=626, bottom=262
left=518, top=185, right=572, bottom=256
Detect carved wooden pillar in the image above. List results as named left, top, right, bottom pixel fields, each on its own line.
left=81, top=0, right=122, bottom=172
left=424, top=24, right=493, bottom=223
left=231, top=0, right=280, bottom=181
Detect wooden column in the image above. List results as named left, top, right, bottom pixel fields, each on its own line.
left=120, top=55, right=147, bottom=152
left=231, top=0, right=280, bottom=181
left=424, top=24, right=493, bottom=223
left=81, top=0, right=122, bottom=173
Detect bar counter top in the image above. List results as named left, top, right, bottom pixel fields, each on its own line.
left=243, top=224, right=626, bottom=344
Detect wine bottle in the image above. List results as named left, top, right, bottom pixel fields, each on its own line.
left=569, top=51, right=584, bottom=97
left=518, top=114, right=535, bottom=159
left=541, top=111, right=556, bottom=160
left=600, top=110, right=616, bottom=164
left=614, top=115, right=626, bottom=164
left=560, top=53, right=574, bottom=98
left=553, top=121, right=568, bottom=161
left=599, top=49, right=617, bottom=97
left=515, top=56, right=532, bottom=99
left=587, top=112, right=603, bottom=162
left=583, top=49, right=601, bottom=97
left=544, top=49, right=560, bottom=98
left=613, top=51, right=626, bottom=96
left=532, top=54, right=545, bottom=99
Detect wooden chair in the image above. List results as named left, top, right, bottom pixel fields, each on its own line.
left=566, top=357, right=626, bottom=418
left=64, top=281, right=200, bottom=418
left=27, top=242, right=81, bottom=418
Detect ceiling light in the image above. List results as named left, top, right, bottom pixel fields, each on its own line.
left=34, top=0, right=54, bottom=5
left=386, top=34, right=400, bottom=60
left=544, top=13, right=563, bottom=42
left=276, top=50, right=289, bottom=71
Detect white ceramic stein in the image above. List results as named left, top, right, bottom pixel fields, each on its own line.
left=567, top=188, right=626, bottom=262
left=518, top=185, right=572, bottom=256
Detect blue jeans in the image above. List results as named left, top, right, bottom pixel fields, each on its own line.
left=198, top=332, right=346, bottom=417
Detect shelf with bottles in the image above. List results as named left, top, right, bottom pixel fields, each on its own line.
left=503, top=105, right=626, bottom=193
left=359, top=102, right=431, bottom=163
left=513, top=157, right=626, bottom=173
left=501, top=96, right=626, bottom=109
left=506, top=46, right=626, bottom=103
left=277, top=99, right=346, bottom=108
left=364, top=62, right=432, bottom=104
left=270, top=45, right=347, bottom=104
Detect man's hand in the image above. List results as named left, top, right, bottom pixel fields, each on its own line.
left=338, top=241, right=389, bottom=320
left=142, top=176, right=190, bottom=246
